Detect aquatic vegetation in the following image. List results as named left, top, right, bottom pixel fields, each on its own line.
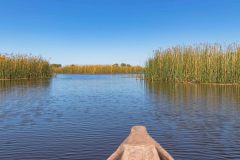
left=0, top=54, right=52, bottom=80
left=145, top=43, right=240, bottom=84
left=53, top=64, right=143, bottom=74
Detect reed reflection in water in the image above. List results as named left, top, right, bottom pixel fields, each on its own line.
left=0, top=75, right=239, bottom=160
left=0, top=79, right=60, bottom=129
left=144, top=81, right=240, bottom=159
left=0, top=79, right=51, bottom=95
left=145, top=81, right=240, bottom=108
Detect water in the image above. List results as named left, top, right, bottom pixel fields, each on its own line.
left=0, top=74, right=240, bottom=160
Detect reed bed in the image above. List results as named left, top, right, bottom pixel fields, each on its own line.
left=0, top=54, right=52, bottom=80
left=145, top=43, right=240, bottom=84
left=53, top=64, right=143, bottom=74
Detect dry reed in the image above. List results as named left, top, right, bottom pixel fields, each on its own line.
left=145, top=43, right=240, bottom=84
left=53, top=64, right=143, bottom=74
left=0, top=54, right=52, bottom=80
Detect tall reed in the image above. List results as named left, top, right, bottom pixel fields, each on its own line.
left=53, top=64, right=143, bottom=74
left=0, top=54, right=52, bottom=80
left=145, top=43, right=240, bottom=84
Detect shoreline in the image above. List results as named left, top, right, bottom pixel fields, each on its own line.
left=143, top=78, right=240, bottom=86
left=0, top=77, right=53, bottom=81
left=1, top=75, right=239, bottom=86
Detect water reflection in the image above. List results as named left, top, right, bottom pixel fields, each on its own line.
left=0, top=79, right=61, bottom=129
left=0, top=76, right=240, bottom=160
left=0, top=79, right=51, bottom=90
left=145, top=81, right=240, bottom=108
left=0, top=79, right=51, bottom=100
left=144, top=81, right=240, bottom=160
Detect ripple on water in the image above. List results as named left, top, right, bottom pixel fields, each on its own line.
left=0, top=75, right=240, bottom=160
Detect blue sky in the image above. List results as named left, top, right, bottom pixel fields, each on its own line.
left=0, top=0, right=240, bottom=66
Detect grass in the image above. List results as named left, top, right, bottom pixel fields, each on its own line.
left=145, top=43, right=240, bottom=84
left=52, top=64, right=143, bottom=74
left=0, top=54, right=52, bottom=80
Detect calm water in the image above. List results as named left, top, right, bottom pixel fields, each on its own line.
left=0, top=74, right=240, bottom=160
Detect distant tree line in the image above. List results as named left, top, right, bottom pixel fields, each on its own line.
left=112, top=63, right=131, bottom=67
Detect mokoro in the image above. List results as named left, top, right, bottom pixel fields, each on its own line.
left=107, top=126, right=174, bottom=160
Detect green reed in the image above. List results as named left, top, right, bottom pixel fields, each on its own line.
left=0, top=54, right=52, bottom=80
left=53, top=64, right=143, bottom=74
left=145, top=43, right=240, bottom=84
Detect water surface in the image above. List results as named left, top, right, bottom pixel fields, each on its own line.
left=0, top=75, right=240, bottom=160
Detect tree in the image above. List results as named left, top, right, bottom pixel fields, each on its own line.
left=120, top=63, right=126, bottom=67
left=51, top=64, right=62, bottom=68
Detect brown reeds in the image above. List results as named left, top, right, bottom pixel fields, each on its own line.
left=145, top=43, right=240, bottom=84
left=53, top=64, right=143, bottom=74
left=0, top=54, right=52, bottom=80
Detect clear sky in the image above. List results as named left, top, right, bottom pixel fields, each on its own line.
left=0, top=0, right=240, bottom=66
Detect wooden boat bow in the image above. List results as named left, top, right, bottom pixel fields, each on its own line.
left=107, top=126, right=174, bottom=160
